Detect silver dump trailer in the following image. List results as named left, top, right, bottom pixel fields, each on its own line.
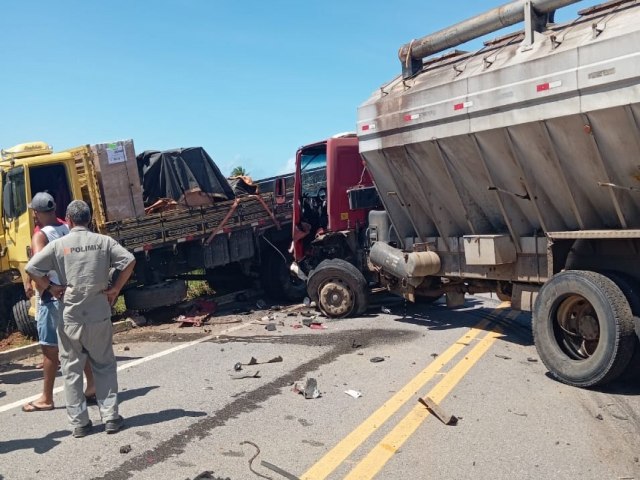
left=357, top=0, right=640, bottom=387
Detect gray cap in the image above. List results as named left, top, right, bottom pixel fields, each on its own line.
left=28, top=192, right=56, bottom=212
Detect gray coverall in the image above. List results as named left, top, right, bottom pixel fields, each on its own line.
left=26, top=226, right=135, bottom=428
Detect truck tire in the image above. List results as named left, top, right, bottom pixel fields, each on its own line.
left=13, top=299, right=38, bottom=340
left=601, top=272, right=640, bottom=380
left=124, top=280, right=187, bottom=311
left=260, top=249, right=306, bottom=302
left=307, top=259, right=368, bottom=318
left=532, top=270, right=636, bottom=387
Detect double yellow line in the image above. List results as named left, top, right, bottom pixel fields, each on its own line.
left=302, top=309, right=512, bottom=480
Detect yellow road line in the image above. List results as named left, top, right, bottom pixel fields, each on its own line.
left=344, top=319, right=508, bottom=480
left=301, top=316, right=493, bottom=480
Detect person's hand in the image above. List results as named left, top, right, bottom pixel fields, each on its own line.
left=49, top=284, right=66, bottom=300
left=24, top=284, right=35, bottom=299
left=103, top=287, right=121, bottom=306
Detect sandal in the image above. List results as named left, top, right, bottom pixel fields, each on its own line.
left=22, top=401, right=54, bottom=412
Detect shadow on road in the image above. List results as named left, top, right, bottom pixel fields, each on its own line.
left=124, top=408, right=206, bottom=429
left=0, top=430, right=67, bottom=455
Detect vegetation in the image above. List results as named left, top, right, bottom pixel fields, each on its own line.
left=230, top=166, right=248, bottom=177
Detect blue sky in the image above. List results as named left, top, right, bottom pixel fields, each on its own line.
left=2, top=1, right=601, bottom=179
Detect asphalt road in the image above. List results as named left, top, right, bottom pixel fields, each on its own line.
left=1, top=293, right=639, bottom=480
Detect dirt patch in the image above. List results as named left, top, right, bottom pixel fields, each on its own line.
left=0, top=332, right=35, bottom=352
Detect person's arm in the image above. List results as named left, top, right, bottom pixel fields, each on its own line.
left=24, top=231, right=49, bottom=297
left=103, top=259, right=135, bottom=306
left=25, top=243, right=57, bottom=291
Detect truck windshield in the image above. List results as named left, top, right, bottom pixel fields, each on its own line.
left=300, top=148, right=327, bottom=197
left=2, top=166, right=26, bottom=221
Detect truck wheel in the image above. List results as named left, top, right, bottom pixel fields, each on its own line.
left=13, top=299, right=38, bottom=340
left=260, top=249, right=306, bottom=302
left=124, top=280, right=188, bottom=311
left=601, top=272, right=640, bottom=381
left=532, top=270, right=636, bottom=387
left=307, top=259, right=368, bottom=318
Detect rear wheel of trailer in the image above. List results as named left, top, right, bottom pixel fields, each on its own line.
left=532, top=270, right=636, bottom=387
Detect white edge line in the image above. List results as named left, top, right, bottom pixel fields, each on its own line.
left=0, top=320, right=255, bottom=413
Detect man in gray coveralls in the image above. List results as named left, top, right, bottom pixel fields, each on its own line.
left=25, top=200, right=136, bottom=438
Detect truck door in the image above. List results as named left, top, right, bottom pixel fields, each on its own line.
left=1, top=165, right=32, bottom=266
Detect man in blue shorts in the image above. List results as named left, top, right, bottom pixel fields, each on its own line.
left=22, top=192, right=95, bottom=412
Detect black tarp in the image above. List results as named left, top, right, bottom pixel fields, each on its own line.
left=136, top=147, right=235, bottom=206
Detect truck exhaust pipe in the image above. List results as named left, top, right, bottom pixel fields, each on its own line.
left=369, top=242, right=441, bottom=287
left=398, top=0, right=582, bottom=77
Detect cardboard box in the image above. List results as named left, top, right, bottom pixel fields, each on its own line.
left=91, top=140, right=145, bottom=221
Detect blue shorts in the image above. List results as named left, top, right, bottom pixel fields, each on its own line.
left=37, top=299, right=61, bottom=347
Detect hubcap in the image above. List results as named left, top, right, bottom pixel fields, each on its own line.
left=319, top=279, right=354, bottom=318
left=555, top=294, right=600, bottom=359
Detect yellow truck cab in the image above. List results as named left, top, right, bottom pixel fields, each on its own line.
left=0, top=141, right=98, bottom=335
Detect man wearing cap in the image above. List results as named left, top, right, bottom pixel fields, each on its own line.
left=26, top=200, right=136, bottom=438
left=22, top=192, right=95, bottom=413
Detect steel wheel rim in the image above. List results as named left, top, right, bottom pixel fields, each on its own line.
left=319, top=279, right=354, bottom=317
left=553, top=294, right=600, bottom=360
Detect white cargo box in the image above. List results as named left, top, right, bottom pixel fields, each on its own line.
left=90, top=140, right=145, bottom=222
left=463, top=234, right=516, bottom=265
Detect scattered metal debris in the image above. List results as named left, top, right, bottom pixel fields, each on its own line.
left=527, top=357, right=539, bottom=363
left=370, top=357, right=385, bottom=363
left=304, top=378, right=320, bottom=399
left=119, top=444, right=132, bottom=454
left=344, top=389, right=362, bottom=399
left=231, top=371, right=261, bottom=380
left=260, top=461, right=300, bottom=480
left=419, top=396, right=458, bottom=425
left=495, top=354, right=511, bottom=360
left=234, top=362, right=243, bottom=371
left=265, top=324, right=277, bottom=331
left=240, top=441, right=272, bottom=480
left=595, top=413, right=604, bottom=420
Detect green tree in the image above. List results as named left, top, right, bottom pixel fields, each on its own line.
left=230, top=166, right=248, bottom=177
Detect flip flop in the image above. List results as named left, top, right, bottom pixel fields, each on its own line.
left=22, top=401, right=54, bottom=412
left=85, top=395, right=97, bottom=405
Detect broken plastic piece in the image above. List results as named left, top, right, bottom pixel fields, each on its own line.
left=344, top=389, right=362, bottom=399
left=310, top=322, right=326, bottom=330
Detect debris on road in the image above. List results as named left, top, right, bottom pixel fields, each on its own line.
left=430, top=353, right=439, bottom=358
left=381, top=306, right=391, bottom=314
left=128, top=313, right=147, bottom=327
left=265, top=323, right=277, bottom=331
left=419, top=396, right=458, bottom=425
left=239, top=356, right=282, bottom=367
left=294, top=378, right=320, bottom=399
left=309, top=322, right=326, bottom=330
left=351, top=339, right=362, bottom=349
left=495, top=354, right=511, bottom=360
left=234, top=362, right=243, bottom=371
left=344, top=389, right=362, bottom=399
left=527, top=357, right=539, bottom=363
left=231, top=371, right=261, bottom=380
left=260, top=460, right=300, bottom=480
left=177, top=299, right=218, bottom=327
left=240, top=440, right=272, bottom=480
left=119, top=444, right=132, bottom=454
left=370, top=357, right=385, bottom=363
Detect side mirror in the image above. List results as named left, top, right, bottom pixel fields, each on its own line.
left=2, top=181, right=14, bottom=220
